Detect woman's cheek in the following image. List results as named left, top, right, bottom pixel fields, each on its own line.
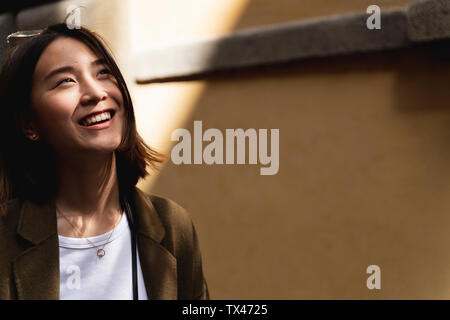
left=105, top=80, right=123, bottom=104
left=33, top=96, right=77, bottom=139
left=42, top=91, right=78, bottom=117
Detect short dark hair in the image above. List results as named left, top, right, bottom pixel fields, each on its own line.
left=0, top=23, right=168, bottom=214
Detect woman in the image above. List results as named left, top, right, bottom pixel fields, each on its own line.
left=0, top=23, right=209, bottom=300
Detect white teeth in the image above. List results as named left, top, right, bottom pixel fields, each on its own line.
left=82, top=111, right=112, bottom=126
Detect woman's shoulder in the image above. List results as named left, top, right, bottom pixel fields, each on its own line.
left=0, top=198, right=22, bottom=229
left=0, top=198, right=23, bottom=258
left=134, top=187, right=196, bottom=231
left=134, top=188, right=202, bottom=254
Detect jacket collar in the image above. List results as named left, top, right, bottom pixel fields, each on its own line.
left=13, top=186, right=177, bottom=300
left=17, top=197, right=57, bottom=245
left=17, top=187, right=165, bottom=245
left=130, top=187, right=165, bottom=243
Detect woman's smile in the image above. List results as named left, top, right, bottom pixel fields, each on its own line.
left=78, top=110, right=116, bottom=130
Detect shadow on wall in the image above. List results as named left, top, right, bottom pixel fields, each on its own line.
left=389, top=41, right=450, bottom=298
left=146, top=0, right=450, bottom=299
left=393, top=41, right=450, bottom=113
left=151, top=42, right=450, bottom=299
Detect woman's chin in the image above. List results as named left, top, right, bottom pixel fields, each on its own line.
left=94, top=144, right=121, bottom=153
left=85, top=136, right=122, bottom=151
left=81, top=142, right=122, bottom=154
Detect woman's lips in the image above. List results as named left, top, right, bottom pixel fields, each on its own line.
left=79, top=111, right=115, bottom=130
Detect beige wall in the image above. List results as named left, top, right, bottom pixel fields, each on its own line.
left=129, top=0, right=449, bottom=299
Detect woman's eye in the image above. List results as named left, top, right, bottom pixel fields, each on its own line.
left=56, top=78, right=74, bottom=86
left=98, top=68, right=111, bottom=76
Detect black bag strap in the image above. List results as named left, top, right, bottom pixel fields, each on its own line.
left=121, top=192, right=138, bottom=300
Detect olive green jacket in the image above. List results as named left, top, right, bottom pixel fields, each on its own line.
left=0, top=187, right=209, bottom=300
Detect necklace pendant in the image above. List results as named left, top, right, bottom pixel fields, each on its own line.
left=97, top=249, right=105, bottom=258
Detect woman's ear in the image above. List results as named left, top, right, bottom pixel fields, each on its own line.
left=20, top=113, right=40, bottom=141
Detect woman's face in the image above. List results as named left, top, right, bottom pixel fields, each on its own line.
left=29, top=37, right=125, bottom=157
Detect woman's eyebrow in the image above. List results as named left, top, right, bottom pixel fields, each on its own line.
left=43, top=58, right=108, bottom=82
left=43, top=66, right=74, bottom=82
left=92, top=58, right=107, bottom=66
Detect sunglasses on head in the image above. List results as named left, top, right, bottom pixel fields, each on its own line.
left=6, top=29, right=43, bottom=52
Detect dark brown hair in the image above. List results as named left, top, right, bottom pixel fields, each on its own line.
left=0, top=23, right=168, bottom=214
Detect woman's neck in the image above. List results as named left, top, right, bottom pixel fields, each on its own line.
left=54, top=151, right=123, bottom=238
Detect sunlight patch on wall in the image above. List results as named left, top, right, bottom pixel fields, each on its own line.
left=131, top=0, right=250, bottom=191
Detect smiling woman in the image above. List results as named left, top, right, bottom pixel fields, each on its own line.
left=30, top=36, right=126, bottom=158
left=0, top=23, right=210, bottom=300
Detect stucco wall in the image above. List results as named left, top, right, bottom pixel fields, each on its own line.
left=132, top=0, right=450, bottom=299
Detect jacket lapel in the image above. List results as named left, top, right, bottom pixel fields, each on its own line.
left=11, top=187, right=177, bottom=300
left=130, top=187, right=178, bottom=299
left=12, top=199, right=60, bottom=300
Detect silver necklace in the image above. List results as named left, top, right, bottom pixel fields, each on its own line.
left=56, top=206, right=120, bottom=259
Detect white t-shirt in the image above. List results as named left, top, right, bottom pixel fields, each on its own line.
left=58, top=211, right=148, bottom=300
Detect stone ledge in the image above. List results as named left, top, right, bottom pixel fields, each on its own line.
left=408, top=0, right=450, bottom=41
left=135, top=0, right=450, bottom=83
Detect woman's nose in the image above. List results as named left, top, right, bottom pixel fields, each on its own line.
left=79, top=78, right=107, bottom=105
